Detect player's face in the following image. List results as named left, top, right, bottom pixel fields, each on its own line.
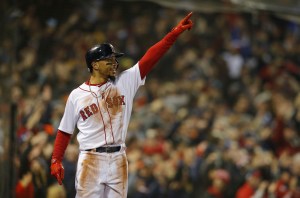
left=95, top=57, right=119, bottom=78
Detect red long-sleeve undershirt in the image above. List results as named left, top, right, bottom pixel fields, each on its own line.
left=139, top=31, right=179, bottom=79
left=52, top=130, right=71, bottom=162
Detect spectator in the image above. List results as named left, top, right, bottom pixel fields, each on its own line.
left=235, top=170, right=263, bottom=198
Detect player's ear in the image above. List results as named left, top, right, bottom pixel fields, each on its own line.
left=92, top=62, right=99, bottom=71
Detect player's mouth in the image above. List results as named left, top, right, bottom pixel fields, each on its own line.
left=111, top=69, right=117, bottom=76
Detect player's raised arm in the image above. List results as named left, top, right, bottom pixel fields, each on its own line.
left=139, top=12, right=193, bottom=79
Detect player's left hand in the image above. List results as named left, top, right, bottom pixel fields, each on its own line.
left=50, top=159, right=64, bottom=185
left=172, top=12, right=194, bottom=36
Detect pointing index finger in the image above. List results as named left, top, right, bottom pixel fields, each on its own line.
left=183, top=12, right=193, bottom=22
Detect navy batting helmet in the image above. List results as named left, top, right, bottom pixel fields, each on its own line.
left=85, top=43, right=124, bottom=73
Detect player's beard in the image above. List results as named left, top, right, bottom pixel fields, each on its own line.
left=108, top=61, right=119, bottom=82
left=108, top=75, right=116, bottom=82
left=108, top=66, right=118, bottom=82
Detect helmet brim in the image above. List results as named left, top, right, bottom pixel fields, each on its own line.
left=114, top=52, right=124, bottom=58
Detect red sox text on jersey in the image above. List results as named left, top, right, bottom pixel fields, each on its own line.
left=80, top=95, right=126, bottom=121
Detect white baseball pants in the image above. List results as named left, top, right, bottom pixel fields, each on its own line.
left=75, top=150, right=128, bottom=198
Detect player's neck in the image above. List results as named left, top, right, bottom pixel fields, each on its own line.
left=89, top=74, right=108, bottom=85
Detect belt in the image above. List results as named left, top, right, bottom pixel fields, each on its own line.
left=85, top=146, right=121, bottom=153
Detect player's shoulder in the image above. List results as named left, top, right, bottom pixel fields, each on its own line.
left=69, top=83, right=89, bottom=96
left=117, top=63, right=139, bottom=78
left=76, top=82, right=89, bottom=91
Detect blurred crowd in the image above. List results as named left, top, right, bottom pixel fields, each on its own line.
left=1, top=0, right=300, bottom=197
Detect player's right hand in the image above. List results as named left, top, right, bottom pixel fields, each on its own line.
left=172, top=12, right=194, bottom=36
left=50, top=158, right=64, bottom=185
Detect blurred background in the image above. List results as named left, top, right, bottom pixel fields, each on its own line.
left=1, top=0, right=300, bottom=197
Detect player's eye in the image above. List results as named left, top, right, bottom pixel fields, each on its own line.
left=106, top=60, right=118, bottom=66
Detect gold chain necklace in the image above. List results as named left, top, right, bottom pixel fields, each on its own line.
left=88, top=79, right=110, bottom=99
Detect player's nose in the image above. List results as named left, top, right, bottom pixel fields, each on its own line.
left=112, top=62, right=118, bottom=68
left=113, top=60, right=119, bottom=68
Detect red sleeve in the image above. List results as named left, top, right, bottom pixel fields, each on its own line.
left=52, top=130, right=71, bottom=162
left=139, top=31, right=179, bottom=79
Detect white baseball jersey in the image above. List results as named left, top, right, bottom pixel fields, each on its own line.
left=58, top=63, right=145, bottom=150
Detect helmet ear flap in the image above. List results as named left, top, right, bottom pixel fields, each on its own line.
left=87, top=63, right=93, bottom=73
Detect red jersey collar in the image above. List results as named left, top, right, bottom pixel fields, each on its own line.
left=85, top=80, right=107, bottom=87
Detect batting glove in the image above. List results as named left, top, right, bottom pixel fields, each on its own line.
left=50, top=158, right=64, bottom=185
left=171, top=12, right=194, bottom=36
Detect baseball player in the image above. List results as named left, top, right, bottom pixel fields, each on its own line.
left=50, top=12, right=193, bottom=198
